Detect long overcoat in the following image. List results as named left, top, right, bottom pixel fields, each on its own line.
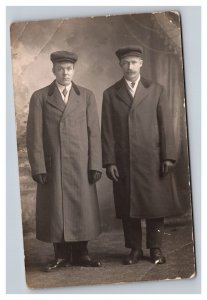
left=101, top=77, right=183, bottom=219
left=27, top=81, right=102, bottom=242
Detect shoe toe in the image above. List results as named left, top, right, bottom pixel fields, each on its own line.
left=154, top=256, right=166, bottom=264
left=90, top=260, right=102, bottom=267
left=43, top=259, right=67, bottom=272
left=72, top=255, right=102, bottom=267
left=123, top=249, right=143, bottom=265
left=150, top=249, right=166, bottom=264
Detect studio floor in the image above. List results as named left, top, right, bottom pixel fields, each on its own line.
left=23, top=222, right=196, bottom=290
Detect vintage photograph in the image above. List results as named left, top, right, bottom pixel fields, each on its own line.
left=10, top=11, right=195, bottom=289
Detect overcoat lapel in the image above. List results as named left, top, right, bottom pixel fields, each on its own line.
left=61, top=82, right=81, bottom=120
left=116, top=78, right=133, bottom=108
left=130, top=78, right=150, bottom=111
left=47, top=81, right=66, bottom=112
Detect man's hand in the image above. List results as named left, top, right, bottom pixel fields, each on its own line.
left=88, top=170, right=102, bottom=184
left=161, top=160, right=175, bottom=176
left=32, top=173, right=47, bottom=184
left=106, top=165, right=119, bottom=182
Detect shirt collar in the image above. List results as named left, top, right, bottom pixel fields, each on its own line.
left=56, top=81, right=72, bottom=93
left=125, top=75, right=140, bottom=88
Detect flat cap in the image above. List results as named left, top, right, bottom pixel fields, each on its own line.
left=115, top=45, right=143, bottom=60
left=50, top=51, right=78, bottom=63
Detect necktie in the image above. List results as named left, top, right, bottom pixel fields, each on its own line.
left=62, top=87, right=68, bottom=103
left=62, top=87, right=67, bottom=97
left=131, top=82, right=135, bottom=88
left=128, top=81, right=136, bottom=98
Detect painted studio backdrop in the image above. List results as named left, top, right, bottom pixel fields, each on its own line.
left=11, top=12, right=191, bottom=234
left=10, top=9, right=193, bottom=260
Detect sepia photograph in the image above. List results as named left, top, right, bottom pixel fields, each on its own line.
left=10, top=10, right=195, bottom=289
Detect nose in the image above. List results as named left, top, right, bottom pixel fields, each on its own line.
left=127, top=62, right=133, bottom=70
left=63, top=69, right=69, bottom=75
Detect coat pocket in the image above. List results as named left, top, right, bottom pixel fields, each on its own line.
left=45, top=156, right=52, bottom=172
left=152, top=124, right=160, bottom=149
left=115, top=148, right=129, bottom=178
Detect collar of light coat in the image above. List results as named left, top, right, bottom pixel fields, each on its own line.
left=48, top=80, right=80, bottom=96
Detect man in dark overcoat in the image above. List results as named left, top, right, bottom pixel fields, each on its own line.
left=101, top=46, right=182, bottom=265
left=27, top=51, right=102, bottom=271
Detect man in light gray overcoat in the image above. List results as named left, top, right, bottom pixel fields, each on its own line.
left=101, top=46, right=183, bottom=265
left=27, top=51, right=102, bottom=271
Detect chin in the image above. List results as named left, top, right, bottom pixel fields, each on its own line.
left=125, top=75, right=134, bottom=81
left=62, top=80, right=71, bottom=85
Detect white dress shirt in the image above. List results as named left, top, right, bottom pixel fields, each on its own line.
left=56, top=81, right=72, bottom=104
left=125, top=75, right=140, bottom=98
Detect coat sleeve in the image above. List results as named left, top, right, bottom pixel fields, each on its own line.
left=26, top=92, right=46, bottom=176
left=86, top=91, right=102, bottom=172
left=101, top=90, right=116, bottom=168
left=157, top=86, right=177, bottom=162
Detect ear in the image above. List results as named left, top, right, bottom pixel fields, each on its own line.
left=140, top=59, right=143, bottom=67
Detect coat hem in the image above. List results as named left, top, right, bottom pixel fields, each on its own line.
left=36, top=231, right=101, bottom=243
left=115, top=212, right=186, bottom=219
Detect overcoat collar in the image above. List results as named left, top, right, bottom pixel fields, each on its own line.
left=47, top=80, right=81, bottom=116
left=61, top=83, right=81, bottom=120
left=116, top=78, right=133, bottom=108
left=116, top=77, right=151, bottom=110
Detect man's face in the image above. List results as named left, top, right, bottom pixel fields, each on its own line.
left=52, top=62, right=75, bottom=86
left=119, top=56, right=143, bottom=81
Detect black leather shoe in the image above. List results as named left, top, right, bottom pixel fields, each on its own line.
left=72, top=255, right=102, bottom=267
left=123, top=249, right=143, bottom=265
left=44, top=258, right=68, bottom=272
left=150, top=248, right=166, bottom=264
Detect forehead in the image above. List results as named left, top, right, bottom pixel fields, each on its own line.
left=54, top=62, right=74, bottom=68
left=121, top=56, right=142, bottom=63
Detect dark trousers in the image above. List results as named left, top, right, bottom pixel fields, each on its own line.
left=53, top=241, right=88, bottom=259
left=122, top=217, right=164, bottom=250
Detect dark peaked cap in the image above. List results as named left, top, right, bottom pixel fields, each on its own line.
left=115, top=45, right=143, bottom=60
left=50, top=51, right=78, bottom=63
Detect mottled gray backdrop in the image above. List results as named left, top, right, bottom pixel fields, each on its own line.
left=11, top=12, right=192, bottom=234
